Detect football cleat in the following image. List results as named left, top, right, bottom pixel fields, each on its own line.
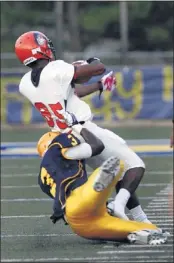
left=127, top=229, right=170, bottom=245
left=107, top=200, right=115, bottom=215
left=93, top=156, right=120, bottom=192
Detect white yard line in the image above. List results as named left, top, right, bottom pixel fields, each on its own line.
left=1, top=260, right=171, bottom=263
left=1, top=173, right=36, bottom=178
left=97, top=250, right=168, bottom=254
left=1, top=183, right=169, bottom=189
left=1, top=170, right=173, bottom=178
left=1, top=215, right=50, bottom=219
left=1, top=233, right=76, bottom=238
left=0, top=257, right=113, bottom=262
left=103, top=244, right=172, bottom=248
left=0, top=197, right=160, bottom=202
left=1, top=198, right=52, bottom=202
left=1, top=254, right=173, bottom=263
left=2, top=185, right=39, bottom=189
left=145, top=208, right=173, bottom=212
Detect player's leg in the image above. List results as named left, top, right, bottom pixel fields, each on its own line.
left=108, top=182, right=151, bottom=223
left=66, top=157, right=124, bottom=219
left=84, top=121, right=149, bottom=221
left=82, top=211, right=168, bottom=245
left=66, top=156, right=167, bottom=244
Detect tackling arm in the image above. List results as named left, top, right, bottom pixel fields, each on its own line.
left=64, top=125, right=105, bottom=160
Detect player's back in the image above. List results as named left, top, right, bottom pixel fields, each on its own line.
left=38, top=133, right=88, bottom=214
left=19, top=60, right=92, bottom=132
left=19, top=60, right=71, bottom=105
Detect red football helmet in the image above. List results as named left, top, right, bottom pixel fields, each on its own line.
left=15, top=31, right=56, bottom=66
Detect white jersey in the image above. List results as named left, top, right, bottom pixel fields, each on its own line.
left=19, top=60, right=92, bottom=132
left=20, top=60, right=144, bottom=182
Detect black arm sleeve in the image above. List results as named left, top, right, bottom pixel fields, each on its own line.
left=80, top=128, right=105, bottom=156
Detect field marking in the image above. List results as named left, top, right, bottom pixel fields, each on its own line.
left=97, top=250, right=169, bottom=254
left=147, top=205, right=170, bottom=208
left=151, top=218, right=173, bottom=224
left=1, top=233, right=76, bottom=238
left=1, top=198, right=52, bottom=202
left=1, top=215, right=39, bottom=219
left=1, top=255, right=173, bottom=263
left=2, top=185, right=39, bottom=189
left=118, top=262, right=169, bottom=263
left=1, top=215, right=173, bottom=220
left=145, top=208, right=173, bottom=212
left=103, top=244, right=173, bottom=249
left=1, top=215, right=50, bottom=219
left=1, top=173, right=36, bottom=178
left=1, top=260, right=171, bottom=263
left=0, top=257, right=115, bottom=262
left=1, top=183, right=169, bottom=189
left=1, top=170, right=173, bottom=178
left=1, top=196, right=159, bottom=202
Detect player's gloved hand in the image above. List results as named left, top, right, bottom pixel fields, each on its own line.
left=72, top=60, right=88, bottom=66
left=99, top=71, right=116, bottom=93
left=86, top=57, right=100, bottom=64
left=63, top=111, right=79, bottom=127
left=72, top=57, right=100, bottom=66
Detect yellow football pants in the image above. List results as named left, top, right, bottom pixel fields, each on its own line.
left=66, top=161, right=158, bottom=241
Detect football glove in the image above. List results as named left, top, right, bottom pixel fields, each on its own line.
left=99, top=71, right=116, bottom=93
left=72, top=60, right=88, bottom=66
left=63, top=111, right=79, bottom=127
left=72, top=57, right=100, bottom=66
left=86, top=57, right=101, bottom=64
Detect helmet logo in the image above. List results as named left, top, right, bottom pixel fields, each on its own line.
left=32, top=47, right=41, bottom=55
left=23, top=57, right=36, bottom=65
left=37, top=35, right=46, bottom=46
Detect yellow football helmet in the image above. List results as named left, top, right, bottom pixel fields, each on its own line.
left=37, top=131, right=60, bottom=157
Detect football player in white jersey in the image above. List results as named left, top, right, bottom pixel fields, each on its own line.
left=15, top=31, right=150, bottom=222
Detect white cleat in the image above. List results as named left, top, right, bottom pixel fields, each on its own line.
left=127, top=229, right=170, bottom=245
left=93, top=156, right=120, bottom=192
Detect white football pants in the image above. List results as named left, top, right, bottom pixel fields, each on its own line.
left=72, top=121, right=145, bottom=180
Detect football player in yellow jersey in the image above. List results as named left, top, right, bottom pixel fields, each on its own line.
left=37, top=124, right=169, bottom=245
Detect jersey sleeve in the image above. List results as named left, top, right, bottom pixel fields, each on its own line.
left=62, top=143, right=92, bottom=160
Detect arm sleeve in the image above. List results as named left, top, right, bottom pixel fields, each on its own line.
left=62, top=143, right=92, bottom=160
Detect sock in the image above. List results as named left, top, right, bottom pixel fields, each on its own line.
left=114, top=188, right=131, bottom=209
left=130, top=205, right=151, bottom=223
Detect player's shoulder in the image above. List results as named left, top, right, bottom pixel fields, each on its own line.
left=51, top=133, right=80, bottom=148
left=19, top=71, right=31, bottom=91
left=43, top=60, right=74, bottom=83
left=47, top=60, right=73, bottom=71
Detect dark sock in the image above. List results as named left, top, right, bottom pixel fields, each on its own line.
left=119, top=167, right=145, bottom=194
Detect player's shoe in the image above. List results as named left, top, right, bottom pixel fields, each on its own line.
left=93, top=156, right=120, bottom=192
left=107, top=200, right=116, bottom=216
left=127, top=229, right=170, bottom=245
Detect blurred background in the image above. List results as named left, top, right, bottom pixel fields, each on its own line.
left=1, top=0, right=173, bottom=141
left=1, top=3, right=173, bottom=259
